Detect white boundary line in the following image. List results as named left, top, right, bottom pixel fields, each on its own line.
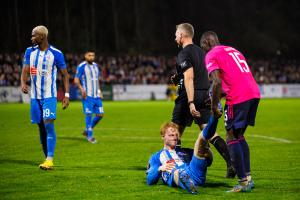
left=58, top=127, right=293, bottom=143
left=251, top=134, right=292, bottom=143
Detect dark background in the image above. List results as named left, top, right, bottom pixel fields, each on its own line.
left=1, top=0, right=300, bottom=58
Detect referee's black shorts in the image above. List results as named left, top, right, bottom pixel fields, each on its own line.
left=172, top=90, right=211, bottom=127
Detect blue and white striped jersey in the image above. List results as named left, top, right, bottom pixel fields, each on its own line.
left=75, top=61, right=100, bottom=98
left=146, top=148, right=193, bottom=186
left=23, top=45, right=66, bottom=99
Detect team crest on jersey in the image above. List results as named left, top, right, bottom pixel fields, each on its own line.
left=30, top=67, right=37, bottom=75
left=42, top=60, right=49, bottom=66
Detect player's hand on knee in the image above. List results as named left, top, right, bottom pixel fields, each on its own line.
left=159, top=161, right=176, bottom=173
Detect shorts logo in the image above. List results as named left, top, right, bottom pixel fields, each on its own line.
left=30, top=66, right=37, bottom=75
left=85, top=108, right=91, bottom=113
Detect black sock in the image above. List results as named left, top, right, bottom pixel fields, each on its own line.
left=38, top=122, right=47, bottom=157
left=238, top=135, right=250, bottom=175
left=227, top=139, right=246, bottom=179
left=210, top=136, right=231, bottom=167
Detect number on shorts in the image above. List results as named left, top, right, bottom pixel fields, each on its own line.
left=43, top=108, right=50, bottom=118
left=224, top=109, right=228, bottom=127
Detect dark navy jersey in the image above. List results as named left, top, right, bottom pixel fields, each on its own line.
left=176, top=44, right=210, bottom=94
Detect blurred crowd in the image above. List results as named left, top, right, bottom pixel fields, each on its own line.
left=0, top=53, right=299, bottom=87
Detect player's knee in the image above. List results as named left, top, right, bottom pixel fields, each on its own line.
left=209, top=133, right=219, bottom=142
left=226, top=129, right=236, bottom=141
left=233, top=128, right=245, bottom=138
left=199, top=124, right=206, bottom=131
left=206, top=149, right=213, bottom=167
left=96, top=114, right=103, bottom=118
left=44, top=119, right=54, bottom=124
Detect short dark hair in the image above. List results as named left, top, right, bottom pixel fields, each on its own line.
left=200, top=31, right=219, bottom=43
left=85, top=49, right=96, bottom=54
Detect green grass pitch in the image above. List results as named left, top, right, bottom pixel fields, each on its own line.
left=0, top=99, right=300, bottom=200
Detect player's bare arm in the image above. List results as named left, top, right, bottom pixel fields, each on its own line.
left=60, top=68, right=70, bottom=109
left=210, top=70, right=222, bottom=118
left=21, top=65, right=30, bottom=94
left=74, top=77, right=87, bottom=99
left=184, top=67, right=200, bottom=117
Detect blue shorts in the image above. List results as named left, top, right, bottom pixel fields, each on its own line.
left=224, top=98, right=260, bottom=130
left=177, top=156, right=208, bottom=193
left=82, top=96, right=104, bottom=115
left=30, top=98, right=57, bottom=124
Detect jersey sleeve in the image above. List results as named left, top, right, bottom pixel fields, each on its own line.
left=146, top=153, right=161, bottom=185
left=75, top=65, right=84, bottom=79
left=55, top=51, right=66, bottom=69
left=205, top=50, right=220, bottom=74
left=178, top=51, right=192, bottom=73
left=23, top=48, right=31, bottom=66
left=96, top=63, right=101, bottom=78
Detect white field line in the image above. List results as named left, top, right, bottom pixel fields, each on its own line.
left=251, top=134, right=292, bottom=143
left=58, top=127, right=293, bottom=143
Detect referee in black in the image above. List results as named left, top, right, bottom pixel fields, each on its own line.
left=172, top=23, right=235, bottom=178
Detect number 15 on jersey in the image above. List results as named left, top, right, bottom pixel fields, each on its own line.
left=228, top=51, right=250, bottom=73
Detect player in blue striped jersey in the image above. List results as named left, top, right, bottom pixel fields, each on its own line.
left=74, top=50, right=104, bottom=144
left=146, top=116, right=219, bottom=194
left=21, top=25, right=70, bottom=170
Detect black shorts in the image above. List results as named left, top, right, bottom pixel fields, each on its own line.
left=172, top=90, right=211, bottom=127
left=224, top=98, right=260, bottom=130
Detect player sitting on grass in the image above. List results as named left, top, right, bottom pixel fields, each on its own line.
left=146, top=115, right=219, bottom=194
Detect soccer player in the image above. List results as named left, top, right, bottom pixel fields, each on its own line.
left=200, top=31, right=260, bottom=192
left=146, top=116, right=219, bottom=194
left=21, top=25, right=70, bottom=170
left=171, top=23, right=235, bottom=178
left=74, top=50, right=104, bottom=144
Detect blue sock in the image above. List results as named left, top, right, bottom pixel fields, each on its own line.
left=202, top=115, right=219, bottom=140
left=85, top=114, right=93, bottom=138
left=38, top=122, right=47, bottom=157
left=44, top=123, right=56, bottom=157
left=91, top=116, right=102, bottom=128
left=227, top=139, right=246, bottom=180
left=239, top=135, right=250, bottom=175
